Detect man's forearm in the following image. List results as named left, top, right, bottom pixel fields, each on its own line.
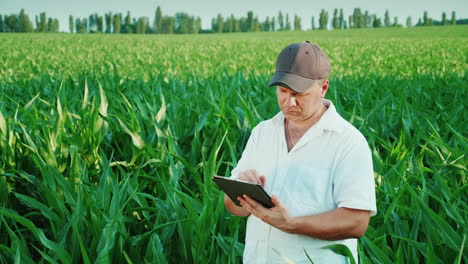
left=287, top=207, right=370, bottom=240
left=224, top=195, right=250, bottom=217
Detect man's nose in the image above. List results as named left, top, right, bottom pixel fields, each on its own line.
left=287, top=95, right=297, bottom=107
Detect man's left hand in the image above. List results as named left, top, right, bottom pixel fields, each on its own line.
left=238, top=195, right=295, bottom=233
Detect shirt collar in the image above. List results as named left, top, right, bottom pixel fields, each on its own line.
left=272, top=99, right=345, bottom=133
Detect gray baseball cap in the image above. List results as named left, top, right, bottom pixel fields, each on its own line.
left=268, top=41, right=331, bottom=93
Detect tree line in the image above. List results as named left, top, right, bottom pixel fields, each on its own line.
left=0, top=9, right=59, bottom=33
left=0, top=7, right=464, bottom=34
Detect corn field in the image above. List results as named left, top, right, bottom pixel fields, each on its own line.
left=0, top=26, right=467, bottom=263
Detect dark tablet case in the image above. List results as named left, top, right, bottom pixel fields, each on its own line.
left=213, top=176, right=274, bottom=208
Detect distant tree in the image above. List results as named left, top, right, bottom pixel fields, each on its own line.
left=123, top=11, right=132, bottom=33
left=136, top=17, right=149, bottom=34
left=311, top=16, right=315, bottom=30
left=278, top=11, right=284, bottom=30
left=53, top=18, right=59, bottom=32
left=352, top=8, right=363, bottom=28
left=75, top=18, right=81, bottom=33
left=39, top=12, right=47, bottom=32
left=105, top=12, right=112, bottom=33
left=88, top=14, right=96, bottom=33
left=417, top=18, right=422, bottom=26
left=234, top=17, right=240, bottom=32
left=161, top=16, right=174, bottom=34
left=175, top=13, right=192, bottom=34
left=97, top=15, right=103, bottom=32
left=294, top=14, right=301, bottom=30
left=5, top=16, right=11, bottom=32
left=47, top=18, right=53, bottom=32
left=339, top=9, right=344, bottom=29
left=224, top=15, right=231, bottom=32
left=254, top=16, right=261, bottom=31
left=343, top=20, right=347, bottom=29
left=451, top=11, right=456, bottom=25
left=225, top=15, right=234, bottom=32
left=348, top=15, right=353, bottom=28
left=217, top=14, right=224, bottom=32
left=154, top=6, right=162, bottom=33
left=0, top=15, right=4, bottom=32
left=406, top=16, right=412, bottom=27
left=195, top=17, right=201, bottom=33
left=136, top=17, right=143, bottom=34
left=384, top=10, right=390, bottom=27
left=264, top=16, right=271, bottom=31
left=69, top=15, right=74, bottom=33
left=132, top=18, right=137, bottom=33
left=285, top=13, right=291, bottom=30
left=19, top=9, right=33, bottom=32
left=239, top=17, right=247, bottom=32
left=4, top=15, right=18, bottom=32
left=272, top=17, right=276, bottom=31
left=423, top=11, right=429, bottom=26
left=372, top=15, right=382, bottom=28
left=76, top=18, right=87, bottom=33
left=319, top=9, right=328, bottom=30
left=82, top=18, right=88, bottom=33
left=392, top=17, right=401, bottom=27
left=247, top=11, right=254, bottom=31
left=113, top=13, right=121, bottom=33
left=332, top=9, right=339, bottom=29
left=364, top=11, right=371, bottom=28
left=441, top=12, right=447, bottom=25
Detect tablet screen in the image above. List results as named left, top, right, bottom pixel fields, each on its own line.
left=213, top=176, right=274, bottom=208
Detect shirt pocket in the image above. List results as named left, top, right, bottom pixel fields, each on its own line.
left=285, top=166, right=332, bottom=217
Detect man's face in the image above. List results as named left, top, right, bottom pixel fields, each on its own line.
left=276, top=81, right=329, bottom=122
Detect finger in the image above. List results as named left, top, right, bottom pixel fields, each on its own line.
left=237, top=196, right=247, bottom=208
left=238, top=197, right=254, bottom=213
left=244, top=170, right=256, bottom=183
left=238, top=171, right=256, bottom=184
left=259, top=176, right=266, bottom=187
left=243, top=195, right=275, bottom=222
left=248, top=171, right=262, bottom=184
left=250, top=171, right=262, bottom=184
left=246, top=170, right=258, bottom=180
left=271, top=195, right=282, bottom=207
left=243, top=195, right=264, bottom=212
left=236, top=172, right=246, bottom=181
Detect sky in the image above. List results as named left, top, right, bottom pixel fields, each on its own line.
left=2, top=0, right=467, bottom=32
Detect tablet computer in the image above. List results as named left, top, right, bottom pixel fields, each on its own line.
left=213, top=175, right=275, bottom=208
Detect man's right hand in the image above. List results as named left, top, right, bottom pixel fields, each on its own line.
left=224, top=170, right=266, bottom=217
left=237, top=170, right=266, bottom=188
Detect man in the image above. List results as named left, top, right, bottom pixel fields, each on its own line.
left=224, top=41, right=377, bottom=263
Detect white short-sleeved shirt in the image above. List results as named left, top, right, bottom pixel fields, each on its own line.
left=230, top=99, right=377, bottom=264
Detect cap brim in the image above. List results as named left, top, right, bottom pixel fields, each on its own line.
left=267, top=71, right=317, bottom=93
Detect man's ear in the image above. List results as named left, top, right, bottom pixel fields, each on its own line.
left=321, top=80, right=329, bottom=97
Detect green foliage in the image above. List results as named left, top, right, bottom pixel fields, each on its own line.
left=384, top=10, right=391, bottom=27
left=319, top=9, right=328, bottom=30
left=154, top=7, right=162, bottom=33
left=0, top=26, right=467, bottom=263
left=18, top=9, right=33, bottom=33
left=451, top=11, right=457, bottom=25
left=321, top=244, right=356, bottom=264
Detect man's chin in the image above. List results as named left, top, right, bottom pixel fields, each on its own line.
left=283, top=113, right=302, bottom=121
